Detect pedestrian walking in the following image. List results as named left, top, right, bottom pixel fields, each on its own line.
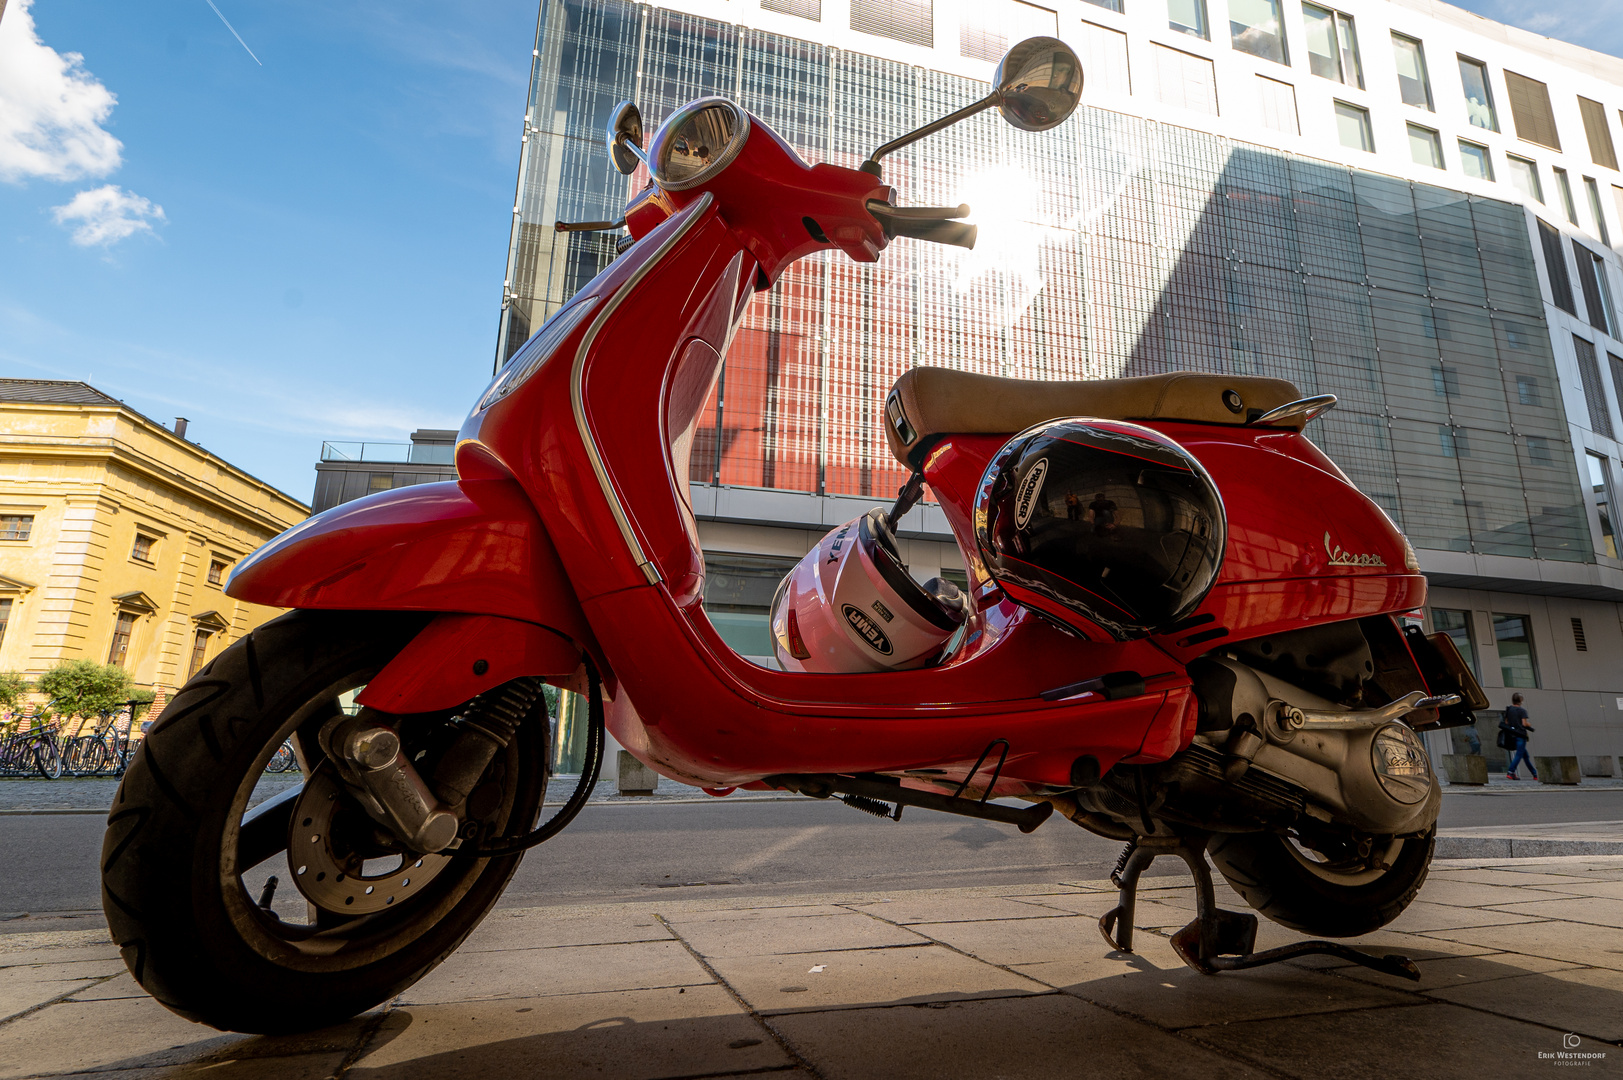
left=1499, top=693, right=1537, bottom=780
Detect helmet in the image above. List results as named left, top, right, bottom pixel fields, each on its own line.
left=771, top=510, right=968, bottom=672
left=975, top=418, right=1226, bottom=640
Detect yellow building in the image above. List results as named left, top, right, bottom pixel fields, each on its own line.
left=0, top=380, right=308, bottom=693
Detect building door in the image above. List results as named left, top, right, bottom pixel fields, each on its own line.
left=108, top=612, right=136, bottom=667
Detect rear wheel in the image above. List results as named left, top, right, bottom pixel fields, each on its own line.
left=101, top=609, right=550, bottom=1034
left=1207, top=827, right=1435, bottom=937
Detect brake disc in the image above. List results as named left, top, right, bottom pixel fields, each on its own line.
left=287, top=767, right=451, bottom=914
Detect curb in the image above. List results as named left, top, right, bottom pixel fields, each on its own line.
left=1434, top=835, right=1623, bottom=858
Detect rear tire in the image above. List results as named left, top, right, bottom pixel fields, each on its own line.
left=1207, top=828, right=1434, bottom=937
left=100, top=609, right=548, bottom=1034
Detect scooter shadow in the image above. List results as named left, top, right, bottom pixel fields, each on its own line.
left=314, top=951, right=1621, bottom=1080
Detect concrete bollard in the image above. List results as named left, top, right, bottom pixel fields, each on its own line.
left=1441, top=755, right=1488, bottom=785
left=1534, top=756, right=1582, bottom=785
left=616, top=750, right=659, bottom=795
left=1579, top=756, right=1616, bottom=778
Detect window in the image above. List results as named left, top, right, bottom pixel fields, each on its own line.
left=1408, top=123, right=1444, bottom=169
left=1617, top=186, right=1623, bottom=243
left=1572, top=617, right=1588, bottom=651
left=1539, top=219, right=1575, bottom=314
left=1439, top=426, right=1469, bottom=457
left=1574, top=242, right=1618, bottom=336
left=1335, top=100, right=1373, bottom=151
left=0, top=599, right=10, bottom=653
left=1527, top=436, right=1553, bottom=463
left=367, top=474, right=393, bottom=493
left=1611, top=352, right=1623, bottom=423
left=1505, top=71, right=1561, bottom=150
left=1508, top=155, right=1543, bottom=203
left=1303, top=5, right=1361, bottom=87
left=703, top=553, right=801, bottom=659
left=1077, top=21, right=1131, bottom=97
left=131, top=534, right=156, bottom=563
left=1588, top=453, right=1618, bottom=558
left=0, top=515, right=32, bottom=542
left=1083, top=0, right=1123, bottom=11
left=1229, top=0, right=1287, bottom=64
left=1517, top=375, right=1541, bottom=405
left=1457, top=56, right=1497, bottom=131
left=762, top=0, right=820, bottom=18
left=1458, top=140, right=1493, bottom=180
left=208, top=560, right=228, bottom=586
left=1579, top=96, right=1618, bottom=170
left=1256, top=75, right=1298, bottom=134
left=108, top=612, right=136, bottom=668
left=1493, top=613, right=1540, bottom=688
left=187, top=629, right=213, bottom=679
left=849, top=0, right=933, bottom=47
left=1154, top=44, right=1218, bottom=115
left=1168, top=0, right=1208, bottom=40
left=960, top=0, right=1056, bottom=62
left=1585, top=177, right=1611, bottom=246
left=1391, top=33, right=1432, bottom=110
left=1555, top=168, right=1578, bottom=225
left=1431, top=608, right=1479, bottom=679
left=1574, top=335, right=1613, bottom=437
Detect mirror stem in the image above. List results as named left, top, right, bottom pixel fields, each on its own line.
left=859, top=92, right=998, bottom=176
left=616, top=133, right=650, bottom=167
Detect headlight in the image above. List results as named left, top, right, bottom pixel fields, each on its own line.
left=648, top=98, right=750, bottom=192
left=478, top=297, right=599, bottom=411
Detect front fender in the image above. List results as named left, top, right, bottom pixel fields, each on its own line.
left=228, top=479, right=593, bottom=652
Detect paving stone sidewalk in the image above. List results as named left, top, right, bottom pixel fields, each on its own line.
left=2, top=855, right=1620, bottom=1079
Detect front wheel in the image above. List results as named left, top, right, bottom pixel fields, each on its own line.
left=101, top=609, right=549, bottom=1034
left=1207, top=827, right=1435, bottom=937
left=34, top=739, right=62, bottom=779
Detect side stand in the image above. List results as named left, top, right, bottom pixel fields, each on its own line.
left=1097, top=835, right=1420, bottom=982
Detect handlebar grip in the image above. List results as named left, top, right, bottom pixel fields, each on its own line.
left=891, top=217, right=978, bottom=249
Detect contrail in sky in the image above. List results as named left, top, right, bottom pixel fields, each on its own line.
left=203, top=0, right=262, bottom=65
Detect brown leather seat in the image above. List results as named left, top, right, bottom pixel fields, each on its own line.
left=882, top=369, right=1305, bottom=467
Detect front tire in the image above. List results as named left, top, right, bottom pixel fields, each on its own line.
left=1207, top=828, right=1435, bottom=937
left=101, top=609, right=548, bottom=1034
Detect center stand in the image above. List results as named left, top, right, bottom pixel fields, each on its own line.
left=1097, top=834, right=1421, bottom=981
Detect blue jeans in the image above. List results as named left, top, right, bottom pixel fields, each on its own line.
left=1508, top=737, right=1536, bottom=777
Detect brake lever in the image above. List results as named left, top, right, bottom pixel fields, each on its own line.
left=864, top=201, right=977, bottom=249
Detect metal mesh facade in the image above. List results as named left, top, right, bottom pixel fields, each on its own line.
left=498, top=0, right=1593, bottom=562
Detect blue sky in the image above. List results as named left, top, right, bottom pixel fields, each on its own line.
left=0, top=0, right=536, bottom=500
left=1, top=0, right=1621, bottom=502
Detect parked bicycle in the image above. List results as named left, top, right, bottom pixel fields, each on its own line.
left=266, top=741, right=299, bottom=773
left=0, top=718, right=63, bottom=778
left=62, top=703, right=145, bottom=777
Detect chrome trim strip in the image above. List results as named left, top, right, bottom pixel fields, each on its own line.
left=571, top=192, right=716, bottom=586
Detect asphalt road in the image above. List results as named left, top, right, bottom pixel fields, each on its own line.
left=3, top=788, right=1620, bottom=925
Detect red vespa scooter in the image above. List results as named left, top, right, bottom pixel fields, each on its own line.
left=102, top=38, right=1486, bottom=1033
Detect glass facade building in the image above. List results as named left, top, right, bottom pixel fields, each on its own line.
left=494, top=0, right=1623, bottom=771
left=498, top=0, right=1588, bottom=560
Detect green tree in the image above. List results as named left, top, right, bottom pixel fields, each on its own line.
left=35, top=660, right=134, bottom=720
left=0, top=672, right=27, bottom=711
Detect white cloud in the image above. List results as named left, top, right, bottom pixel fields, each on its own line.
left=0, top=0, right=122, bottom=182
left=52, top=185, right=166, bottom=246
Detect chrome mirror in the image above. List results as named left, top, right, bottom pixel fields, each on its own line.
left=860, top=37, right=1082, bottom=176
left=994, top=37, right=1083, bottom=132
left=606, top=101, right=645, bottom=176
